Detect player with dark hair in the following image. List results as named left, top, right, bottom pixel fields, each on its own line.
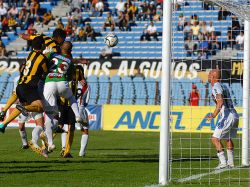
left=0, top=62, right=44, bottom=149
left=59, top=65, right=89, bottom=158
left=19, top=28, right=67, bottom=53
left=0, top=36, right=49, bottom=157
left=42, top=41, right=84, bottom=152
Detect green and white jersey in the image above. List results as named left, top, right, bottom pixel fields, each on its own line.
left=45, top=53, right=73, bottom=82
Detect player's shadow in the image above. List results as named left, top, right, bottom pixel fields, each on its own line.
left=0, top=165, right=51, bottom=169
left=0, top=155, right=159, bottom=164
left=0, top=169, right=69, bottom=174
left=0, top=168, right=95, bottom=175
left=89, top=148, right=154, bottom=151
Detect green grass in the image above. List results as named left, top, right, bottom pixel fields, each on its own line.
left=0, top=130, right=249, bottom=187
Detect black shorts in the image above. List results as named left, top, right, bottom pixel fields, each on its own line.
left=16, top=84, right=41, bottom=104
left=59, top=105, right=76, bottom=125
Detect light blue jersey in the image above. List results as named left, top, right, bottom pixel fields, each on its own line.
left=212, top=82, right=239, bottom=128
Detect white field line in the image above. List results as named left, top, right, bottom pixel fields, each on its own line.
left=144, top=185, right=161, bottom=187
left=177, top=166, right=243, bottom=183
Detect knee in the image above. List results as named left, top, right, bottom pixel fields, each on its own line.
left=69, top=124, right=75, bottom=132
left=211, top=136, right=219, bottom=144
left=81, top=129, right=88, bottom=135
left=19, top=123, right=25, bottom=131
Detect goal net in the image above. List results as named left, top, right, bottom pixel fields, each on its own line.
left=167, top=0, right=250, bottom=185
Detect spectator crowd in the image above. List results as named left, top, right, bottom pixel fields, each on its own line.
left=66, top=0, right=163, bottom=42
left=175, top=1, right=244, bottom=59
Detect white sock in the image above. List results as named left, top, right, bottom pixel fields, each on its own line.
left=227, top=149, right=234, bottom=166
left=32, top=126, right=43, bottom=145
left=217, top=151, right=227, bottom=165
left=19, top=130, right=28, bottom=146
left=44, top=114, right=54, bottom=147
left=79, top=134, right=89, bottom=156
left=69, top=96, right=80, bottom=118
left=61, top=132, right=67, bottom=149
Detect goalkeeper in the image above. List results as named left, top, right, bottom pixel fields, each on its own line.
left=206, top=69, right=239, bottom=169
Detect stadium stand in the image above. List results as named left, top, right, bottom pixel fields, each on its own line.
left=0, top=0, right=244, bottom=106
left=110, top=75, right=122, bottom=104
left=97, top=75, right=110, bottom=105
left=11, top=0, right=243, bottom=60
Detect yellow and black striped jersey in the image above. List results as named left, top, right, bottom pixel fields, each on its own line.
left=30, top=34, right=60, bottom=53
left=19, top=50, right=48, bottom=87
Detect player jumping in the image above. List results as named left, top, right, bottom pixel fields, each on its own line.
left=0, top=66, right=43, bottom=149
left=0, top=36, right=49, bottom=157
left=43, top=41, right=84, bottom=151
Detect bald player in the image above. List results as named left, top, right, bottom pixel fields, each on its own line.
left=43, top=41, right=83, bottom=152
left=207, top=69, right=239, bottom=169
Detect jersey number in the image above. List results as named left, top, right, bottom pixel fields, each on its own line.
left=51, top=58, right=69, bottom=74
left=23, top=60, right=32, bottom=76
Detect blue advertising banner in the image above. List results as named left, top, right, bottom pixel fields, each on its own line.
left=86, top=105, right=102, bottom=130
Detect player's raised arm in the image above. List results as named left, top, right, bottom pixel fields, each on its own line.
left=19, top=33, right=35, bottom=40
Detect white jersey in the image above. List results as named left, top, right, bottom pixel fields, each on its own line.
left=212, top=82, right=238, bottom=119
left=77, top=82, right=90, bottom=107
left=77, top=82, right=90, bottom=129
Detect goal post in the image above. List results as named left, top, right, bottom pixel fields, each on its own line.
left=159, top=0, right=172, bottom=185
left=242, top=19, right=250, bottom=167
left=159, top=0, right=250, bottom=185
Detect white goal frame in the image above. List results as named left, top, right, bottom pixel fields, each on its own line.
left=159, top=0, right=250, bottom=185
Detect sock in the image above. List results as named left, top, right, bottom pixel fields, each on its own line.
left=2, top=108, right=21, bottom=126
left=61, top=132, right=67, bottom=149
left=25, top=105, right=43, bottom=113
left=40, top=131, right=48, bottom=149
left=19, top=130, right=28, bottom=146
left=68, top=96, right=80, bottom=118
left=217, top=151, right=227, bottom=165
left=64, top=130, right=74, bottom=156
left=3, top=92, right=18, bottom=112
left=227, top=149, right=234, bottom=166
left=79, top=134, right=89, bottom=156
left=44, top=114, right=54, bottom=147
left=32, top=126, right=43, bottom=145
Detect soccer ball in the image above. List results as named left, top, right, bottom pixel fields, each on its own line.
left=104, top=33, right=118, bottom=47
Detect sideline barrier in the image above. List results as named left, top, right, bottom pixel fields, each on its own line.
left=102, top=105, right=243, bottom=133
left=0, top=104, right=102, bottom=130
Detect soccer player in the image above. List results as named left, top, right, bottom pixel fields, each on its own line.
left=19, top=28, right=88, bottom=65
left=19, top=28, right=67, bottom=53
left=43, top=41, right=83, bottom=151
left=207, top=69, right=239, bottom=169
left=78, top=78, right=90, bottom=157
left=60, top=65, right=90, bottom=158
left=0, top=36, right=49, bottom=157
left=0, top=67, right=43, bottom=149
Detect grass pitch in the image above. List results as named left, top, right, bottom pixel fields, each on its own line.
left=0, top=129, right=249, bottom=187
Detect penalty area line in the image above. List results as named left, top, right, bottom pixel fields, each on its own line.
left=177, top=166, right=243, bottom=183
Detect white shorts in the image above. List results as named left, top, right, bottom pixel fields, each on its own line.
left=43, top=81, right=73, bottom=113
left=213, top=112, right=239, bottom=140
left=17, top=112, right=43, bottom=123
